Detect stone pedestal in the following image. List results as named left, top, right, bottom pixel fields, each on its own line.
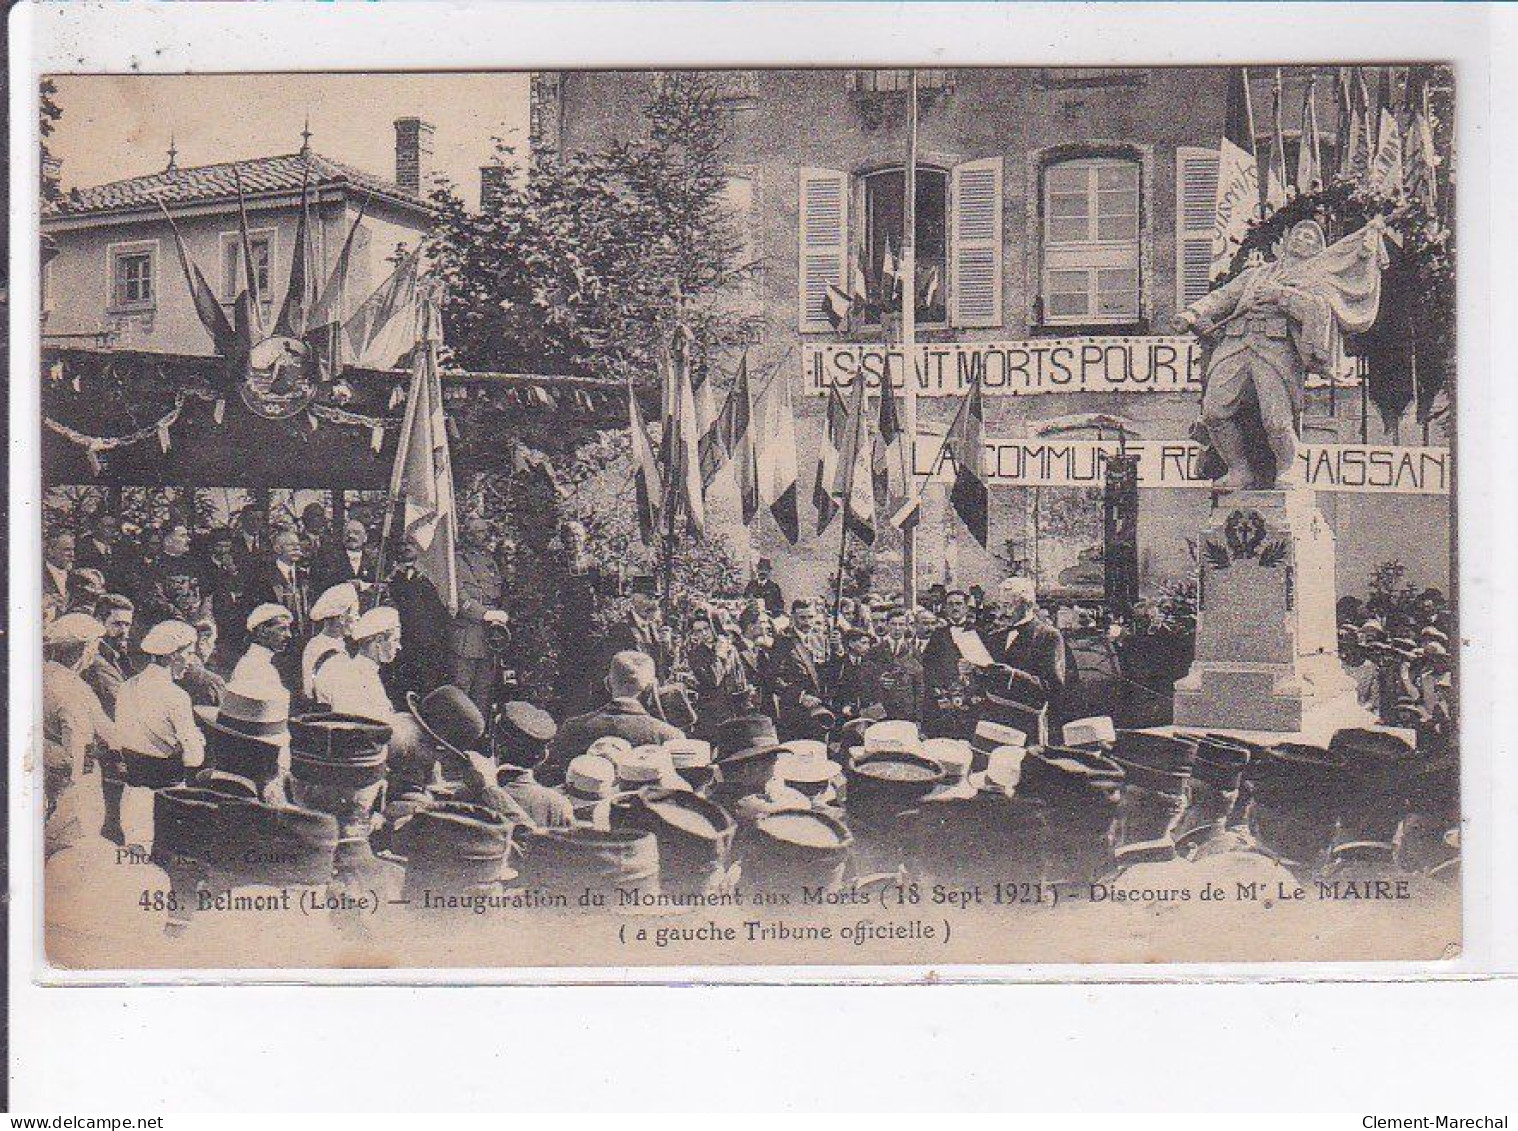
left=1173, top=488, right=1370, bottom=734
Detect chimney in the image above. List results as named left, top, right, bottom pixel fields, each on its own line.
left=394, top=117, right=435, bottom=196
left=480, top=164, right=510, bottom=212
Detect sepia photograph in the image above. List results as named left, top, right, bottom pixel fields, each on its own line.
left=34, top=58, right=1462, bottom=970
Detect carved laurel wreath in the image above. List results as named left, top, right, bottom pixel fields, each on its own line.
left=1205, top=509, right=1288, bottom=570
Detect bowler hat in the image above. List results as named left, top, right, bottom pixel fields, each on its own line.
left=407, top=685, right=487, bottom=760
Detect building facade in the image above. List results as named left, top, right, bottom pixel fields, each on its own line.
left=535, top=66, right=1450, bottom=601
left=40, top=121, right=435, bottom=359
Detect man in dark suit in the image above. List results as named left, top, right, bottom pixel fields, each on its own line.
left=75, top=513, right=123, bottom=593
left=314, top=518, right=381, bottom=594
left=382, top=535, right=452, bottom=700
left=988, top=576, right=1067, bottom=713
left=542, top=650, right=686, bottom=786
left=247, top=527, right=312, bottom=642
left=231, top=505, right=269, bottom=582
left=603, top=575, right=672, bottom=680
left=743, top=557, right=785, bottom=617
left=767, top=598, right=827, bottom=739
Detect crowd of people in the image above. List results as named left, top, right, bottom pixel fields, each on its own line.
left=40, top=501, right=1460, bottom=938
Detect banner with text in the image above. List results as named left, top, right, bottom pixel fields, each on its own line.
left=804, top=336, right=1359, bottom=397
left=915, top=438, right=1449, bottom=495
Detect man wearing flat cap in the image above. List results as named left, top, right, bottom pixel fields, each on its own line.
left=43, top=613, right=116, bottom=813
left=314, top=605, right=402, bottom=722
left=107, top=619, right=204, bottom=845
left=232, top=603, right=295, bottom=696
left=303, top=582, right=360, bottom=702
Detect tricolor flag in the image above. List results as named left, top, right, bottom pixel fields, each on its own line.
left=1335, top=67, right=1358, bottom=180
left=705, top=354, right=759, bottom=521
left=232, top=166, right=267, bottom=340
left=1297, top=71, right=1324, bottom=192
left=813, top=381, right=848, bottom=533
left=628, top=382, right=663, bottom=545
left=346, top=248, right=422, bottom=371
left=1349, top=68, right=1374, bottom=183
left=1267, top=69, right=1289, bottom=211
left=1212, top=67, right=1261, bottom=279
left=157, top=199, right=237, bottom=358
left=307, top=194, right=372, bottom=335
left=663, top=341, right=706, bottom=537
left=942, top=373, right=988, bottom=547
left=273, top=162, right=315, bottom=338
left=386, top=297, right=459, bottom=613
left=832, top=373, right=875, bottom=545
left=758, top=371, right=800, bottom=544
left=1403, top=69, right=1440, bottom=215
left=873, top=373, right=915, bottom=529
left=1368, top=68, right=1404, bottom=196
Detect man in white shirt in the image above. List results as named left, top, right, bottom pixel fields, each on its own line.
left=42, top=613, right=115, bottom=816
left=107, top=619, right=204, bottom=845
left=302, top=583, right=359, bottom=701
left=314, top=606, right=401, bottom=722
left=232, top=603, right=295, bottom=695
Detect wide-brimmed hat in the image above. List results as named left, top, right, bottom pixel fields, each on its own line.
left=776, top=740, right=842, bottom=787
left=195, top=683, right=292, bottom=744
left=861, top=719, right=920, bottom=756
left=406, top=685, right=487, bottom=760
left=1062, top=715, right=1117, bottom=749
left=715, top=715, right=785, bottom=762
left=564, top=753, right=621, bottom=802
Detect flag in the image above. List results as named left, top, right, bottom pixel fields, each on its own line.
left=1298, top=71, right=1323, bottom=192
left=1335, top=67, right=1357, bottom=179
left=1403, top=69, right=1440, bottom=215
left=232, top=165, right=266, bottom=339
left=833, top=374, right=875, bottom=546
left=1368, top=69, right=1404, bottom=195
left=942, top=374, right=988, bottom=547
left=873, top=371, right=915, bottom=528
left=703, top=355, right=758, bottom=520
left=1212, top=67, right=1261, bottom=279
left=758, top=371, right=800, bottom=544
left=918, top=264, right=941, bottom=311
left=1266, top=69, right=1289, bottom=210
left=307, top=193, right=372, bottom=332
left=157, top=199, right=236, bottom=356
left=628, top=383, right=662, bottom=545
left=345, top=248, right=422, bottom=370
left=812, top=382, right=848, bottom=533
left=824, top=283, right=854, bottom=330
left=274, top=162, right=314, bottom=338
left=386, top=297, right=459, bottom=613
left=1349, top=68, right=1373, bottom=183
left=664, top=342, right=706, bottom=537
left=882, top=237, right=901, bottom=302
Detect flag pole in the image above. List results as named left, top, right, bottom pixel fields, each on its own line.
left=901, top=67, right=921, bottom=616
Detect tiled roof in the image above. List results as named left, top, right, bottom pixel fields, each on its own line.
left=50, top=151, right=428, bottom=217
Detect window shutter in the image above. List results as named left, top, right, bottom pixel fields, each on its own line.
left=1175, top=146, right=1219, bottom=309
left=797, top=167, right=849, bottom=332
left=950, top=156, right=1003, bottom=328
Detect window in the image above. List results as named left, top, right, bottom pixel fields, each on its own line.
left=110, top=246, right=154, bottom=309
left=851, top=69, right=954, bottom=94
left=220, top=231, right=274, bottom=305
left=862, top=167, right=948, bottom=325
left=798, top=157, right=1002, bottom=332
left=1042, top=157, right=1140, bottom=324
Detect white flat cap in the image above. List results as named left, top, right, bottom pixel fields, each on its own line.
left=350, top=605, right=401, bottom=641
left=587, top=735, right=634, bottom=765
left=309, top=582, right=360, bottom=622
left=246, top=603, right=294, bottom=632
left=45, top=612, right=106, bottom=645
left=140, top=619, right=198, bottom=656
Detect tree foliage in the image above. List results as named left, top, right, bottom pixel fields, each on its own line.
left=424, top=72, right=761, bottom=389
left=40, top=79, right=63, bottom=203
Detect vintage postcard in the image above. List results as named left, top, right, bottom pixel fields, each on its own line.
left=36, top=63, right=1460, bottom=971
